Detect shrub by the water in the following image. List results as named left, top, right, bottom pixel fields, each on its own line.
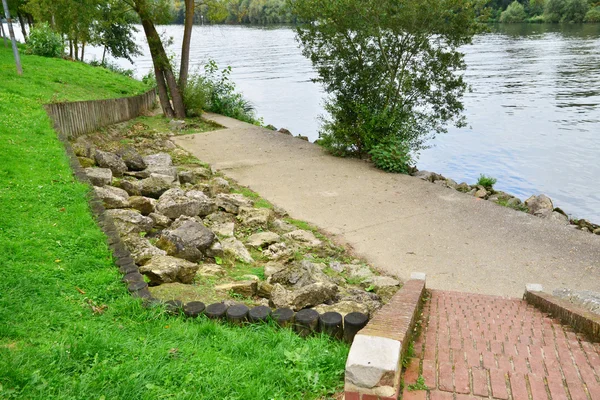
left=545, top=0, right=589, bottom=22
left=26, top=23, right=63, bottom=58
left=369, top=137, right=414, bottom=174
left=183, top=60, right=258, bottom=124
left=500, top=1, right=528, bottom=22
left=477, top=174, right=497, bottom=190
left=584, top=6, right=600, bottom=21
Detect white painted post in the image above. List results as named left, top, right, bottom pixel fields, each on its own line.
left=1, top=0, right=23, bottom=75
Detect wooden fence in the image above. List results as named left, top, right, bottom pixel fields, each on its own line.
left=44, top=88, right=157, bottom=139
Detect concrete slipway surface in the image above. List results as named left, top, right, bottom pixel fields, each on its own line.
left=173, top=113, right=600, bottom=298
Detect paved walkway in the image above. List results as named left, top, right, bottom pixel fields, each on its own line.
left=173, top=113, right=600, bottom=297
left=402, top=290, right=600, bottom=400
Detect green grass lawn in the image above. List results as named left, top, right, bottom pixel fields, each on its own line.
left=0, top=47, right=348, bottom=399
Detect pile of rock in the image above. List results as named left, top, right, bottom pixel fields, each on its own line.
left=75, top=136, right=396, bottom=318
left=412, top=170, right=599, bottom=233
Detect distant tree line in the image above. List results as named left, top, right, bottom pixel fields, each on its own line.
left=171, top=0, right=296, bottom=24
left=170, top=0, right=600, bottom=25
left=485, top=0, right=600, bottom=23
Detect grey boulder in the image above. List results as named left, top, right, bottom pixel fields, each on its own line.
left=94, top=150, right=127, bottom=177
left=216, top=194, right=253, bottom=214
left=270, top=282, right=338, bottom=311
left=106, top=209, right=154, bottom=235
left=156, top=216, right=216, bottom=262
left=85, top=167, right=112, bottom=187
left=122, top=234, right=166, bottom=265
left=156, top=188, right=203, bottom=219
left=94, top=185, right=129, bottom=209
left=221, top=237, right=254, bottom=263
left=139, top=255, right=199, bottom=284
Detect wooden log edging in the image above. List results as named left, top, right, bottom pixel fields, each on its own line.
left=55, top=129, right=154, bottom=300
left=344, top=273, right=427, bottom=400
left=524, top=284, right=600, bottom=342
left=44, top=88, right=157, bottom=140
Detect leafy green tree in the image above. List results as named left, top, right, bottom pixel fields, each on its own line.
left=93, top=0, right=141, bottom=63
left=563, top=0, right=589, bottom=21
left=291, top=0, right=484, bottom=157
left=545, top=0, right=568, bottom=21
left=527, top=0, right=546, bottom=16
left=500, top=0, right=528, bottom=21
left=584, top=5, right=600, bottom=21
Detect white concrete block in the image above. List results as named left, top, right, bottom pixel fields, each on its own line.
left=526, top=283, right=543, bottom=293
left=345, top=334, right=401, bottom=389
left=410, top=272, right=426, bottom=281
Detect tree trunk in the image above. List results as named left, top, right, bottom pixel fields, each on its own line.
left=138, top=15, right=185, bottom=118
left=73, top=37, right=79, bottom=61
left=178, top=0, right=194, bottom=90
left=139, top=18, right=175, bottom=118
left=17, top=12, right=27, bottom=42
left=1, top=21, right=8, bottom=48
left=164, top=66, right=186, bottom=118
left=81, top=41, right=85, bottom=61
left=27, top=14, right=34, bottom=29
left=1, top=0, right=22, bottom=75
left=102, top=46, right=107, bottom=64
left=69, top=40, right=73, bottom=59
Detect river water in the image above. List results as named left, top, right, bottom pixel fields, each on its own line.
left=36, top=23, right=600, bottom=221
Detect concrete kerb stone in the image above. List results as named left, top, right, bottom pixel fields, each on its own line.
left=524, top=284, right=600, bottom=342
left=344, top=274, right=426, bottom=400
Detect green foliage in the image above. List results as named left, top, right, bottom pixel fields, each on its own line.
left=544, top=0, right=589, bottom=22
left=584, top=6, right=600, bottom=21
left=563, top=0, right=590, bottom=22
left=500, top=1, right=528, bottom=22
left=183, top=61, right=259, bottom=123
left=407, top=375, right=429, bottom=391
left=88, top=60, right=134, bottom=78
left=528, top=14, right=547, bottom=22
left=0, top=47, right=348, bottom=399
left=369, top=137, right=414, bottom=174
left=292, top=0, right=484, bottom=158
left=26, top=22, right=64, bottom=58
left=476, top=174, right=497, bottom=189
left=545, top=0, right=569, bottom=22
left=94, top=0, right=141, bottom=62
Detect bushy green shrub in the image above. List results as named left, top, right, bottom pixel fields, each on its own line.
left=477, top=174, right=497, bottom=190
left=584, top=6, right=600, bottom=21
left=369, top=137, right=414, bottom=174
left=563, top=0, right=589, bottom=22
left=184, top=61, right=258, bottom=123
left=26, top=23, right=63, bottom=58
left=528, top=15, right=547, bottom=22
left=545, top=0, right=568, bottom=22
left=182, top=71, right=211, bottom=117
left=88, top=60, right=134, bottom=78
left=545, top=0, right=590, bottom=22
left=500, top=1, right=528, bottom=22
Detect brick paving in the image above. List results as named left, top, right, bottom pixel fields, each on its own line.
left=402, top=290, right=600, bottom=400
